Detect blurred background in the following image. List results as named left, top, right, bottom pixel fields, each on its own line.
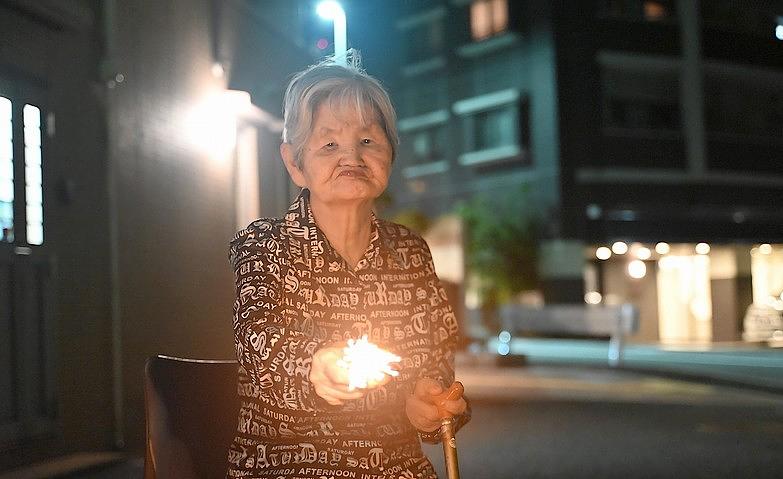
left=1, top=0, right=783, bottom=477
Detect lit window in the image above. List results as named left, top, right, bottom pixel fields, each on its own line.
left=0, top=96, right=12, bottom=243
left=643, top=1, right=669, bottom=21
left=24, top=104, right=43, bottom=245
left=601, top=0, right=674, bottom=22
left=470, top=0, right=508, bottom=41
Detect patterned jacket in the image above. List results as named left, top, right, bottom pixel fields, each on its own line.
left=226, top=190, right=469, bottom=479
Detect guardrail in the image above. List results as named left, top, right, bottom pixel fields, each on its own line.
left=497, top=303, right=640, bottom=367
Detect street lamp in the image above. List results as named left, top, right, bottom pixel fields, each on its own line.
left=316, top=0, right=347, bottom=65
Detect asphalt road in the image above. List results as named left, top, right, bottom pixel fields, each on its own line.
left=45, top=365, right=783, bottom=479
left=423, top=392, right=783, bottom=478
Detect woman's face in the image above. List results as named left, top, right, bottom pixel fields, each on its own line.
left=283, top=102, right=392, bottom=207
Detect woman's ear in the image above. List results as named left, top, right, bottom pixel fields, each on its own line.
left=280, top=143, right=306, bottom=188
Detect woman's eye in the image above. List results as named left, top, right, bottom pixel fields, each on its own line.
left=361, top=138, right=373, bottom=145
left=323, top=142, right=336, bottom=149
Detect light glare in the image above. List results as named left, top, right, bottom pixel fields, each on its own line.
left=695, top=243, right=710, bottom=255
left=636, top=247, right=652, bottom=260
left=628, top=259, right=647, bottom=279
left=596, top=246, right=612, bottom=260
left=655, top=242, right=670, bottom=255
left=611, top=242, right=628, bottom=255
left=338, top=335, right=400, bottom=391
left=316, top=0, right=344, bottom=20
left=759, top=243, right=772, bottom=255
left=585, top=291, right=602, bottom=305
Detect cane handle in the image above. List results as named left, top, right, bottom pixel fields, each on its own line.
left=434, top=381, right=464, bottom=419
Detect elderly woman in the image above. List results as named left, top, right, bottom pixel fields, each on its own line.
left=226, top=54, right=469, bottom=479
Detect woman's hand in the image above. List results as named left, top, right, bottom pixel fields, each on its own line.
left=310, top=345, right=395, bottom=405
left=405, top=378, right=467, bottom=432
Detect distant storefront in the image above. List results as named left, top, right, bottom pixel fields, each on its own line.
left=585, top=242, right=783, bottom=344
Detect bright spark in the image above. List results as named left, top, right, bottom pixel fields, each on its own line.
left=338, top=335, right=401, bottom=391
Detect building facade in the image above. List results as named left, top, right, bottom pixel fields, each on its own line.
left=388, top=0, right=783, bottom=344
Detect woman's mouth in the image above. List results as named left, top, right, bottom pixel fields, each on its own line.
left=338, top=169, right=368, bottom=179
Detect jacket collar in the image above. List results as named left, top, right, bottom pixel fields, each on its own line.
left=284, top=189, right=385, bottom=272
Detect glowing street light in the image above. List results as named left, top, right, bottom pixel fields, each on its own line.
left=655, top=242, right=670, bottom=255
left=595, top=246, right=612, bottom=260
left=627, top=259, right=647, bottom=279
left=316, top=1, right=347, bottom=65
left=611, top=241, right=628, bottom=255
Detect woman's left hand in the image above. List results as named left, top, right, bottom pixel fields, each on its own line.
left=405, top=378, right=467, bottom=432
left=310, top=345, right=396, bottom=405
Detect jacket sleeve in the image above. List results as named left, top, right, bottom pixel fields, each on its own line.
left=416, top=239, right=472, bottom=443
left=230, top=224, right=320, bottom=412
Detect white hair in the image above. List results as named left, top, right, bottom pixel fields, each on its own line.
left=282, top=50, right=398, bottom=166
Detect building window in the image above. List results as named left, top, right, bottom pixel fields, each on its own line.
left=703, top=67, right=782, bottom=173
left=602, top=66, right=680, bottom=132
left=470, top=0, right=508, bottom=41
left=701, top=1, right=781, bottom=38
left=401, top=76, right=448, bottom=117
left=411, top=125, right=446, bottom=165
left=472, top=106, right=516, bottom=150
left=399, top=110, right=450, bottom=177
left=704, top=72, right=783, bottom=139
left=24, top=104, right=43, bottom=245
left=1, top=96, right=12, bottom=242
left=405, top=20, right=444, bottom=64
left=600, top=0, right=676, bottom=22
left=398, top=7, right=446, bottom=65
left=453, top=89, right=528, bottom=166
left=0, top=92, right=45, bottom=246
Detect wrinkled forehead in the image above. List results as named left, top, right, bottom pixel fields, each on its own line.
left=313, top=87, right=382, bottom=130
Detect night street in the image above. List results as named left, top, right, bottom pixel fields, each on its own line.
left=422, top=365, right=783, bottom=479
left=51, top=363, right=783, bottom=479
left=5, top=0, right=783, bottom=476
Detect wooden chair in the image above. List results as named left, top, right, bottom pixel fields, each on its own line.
left=143, top=355, right=239, bottom=479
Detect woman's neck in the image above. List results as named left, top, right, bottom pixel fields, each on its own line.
left=309, top=197, right=374, bottom=270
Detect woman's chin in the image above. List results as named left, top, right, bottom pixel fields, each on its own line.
left=327, top=185, right=383, bottom=204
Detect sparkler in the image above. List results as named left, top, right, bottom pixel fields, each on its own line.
left=337, top=335, right=401, bottom=390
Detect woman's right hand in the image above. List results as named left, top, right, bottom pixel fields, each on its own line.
left=309, top=346, right=366, bottom=405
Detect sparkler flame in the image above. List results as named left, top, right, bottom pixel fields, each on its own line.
left=338, top=335, right=401, bottom=391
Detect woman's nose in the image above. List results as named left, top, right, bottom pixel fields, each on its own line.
left=338, top=146, right=363, bottom=165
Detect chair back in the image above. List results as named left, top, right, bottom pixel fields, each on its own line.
left=143, top=355, right=239, bottom=479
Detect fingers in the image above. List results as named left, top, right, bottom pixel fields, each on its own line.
left=440, top=397, right=467, bottom=417
left=313, top=381, right=365, bottom=405
left=365, top=371, right=395, bottom=389
left=413, top=377, right=443, bottom=399
left=310, top=345, right=397, bottom=405
left=405, top=394, right=442, bottom=432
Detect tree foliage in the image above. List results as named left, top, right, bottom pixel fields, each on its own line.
left=457, top=186, right=539, bottom=306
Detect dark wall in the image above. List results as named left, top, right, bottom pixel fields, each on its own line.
left=2, top=0, right=311, bottom=467
left=0, top=0, right=114, bottom=468
left=106, top=0, right=238, bottom=450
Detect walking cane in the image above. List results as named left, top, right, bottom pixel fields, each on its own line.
left=434, top=381, right=464, bottom=479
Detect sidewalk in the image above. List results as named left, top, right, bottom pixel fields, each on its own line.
left=471, top=337, right=783, bottom=393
